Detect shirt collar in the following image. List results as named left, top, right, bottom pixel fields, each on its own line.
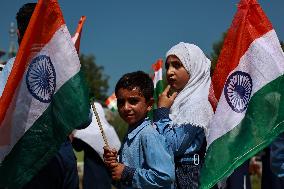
left=127, top=118, right=151, bottom=140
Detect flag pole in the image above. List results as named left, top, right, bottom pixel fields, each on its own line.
left=91, top=102, right=109, bottom=147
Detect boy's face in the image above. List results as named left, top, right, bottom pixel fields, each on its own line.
left=116, top=87, right=153, bottom=126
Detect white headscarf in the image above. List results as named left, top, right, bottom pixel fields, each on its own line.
left=73, top=102, right=121, bottom=160
left=166, top=42, right=213, bottom=132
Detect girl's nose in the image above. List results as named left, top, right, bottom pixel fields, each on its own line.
left=167, top=66, right=174, bottom=76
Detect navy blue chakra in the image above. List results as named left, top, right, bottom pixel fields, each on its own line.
left=224, top=71, right=253, bottom=113
left=26, top=55, right=56, bottom=103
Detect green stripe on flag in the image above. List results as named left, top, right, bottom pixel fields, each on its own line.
left=0, top=70, right=90, bottom=189
left=148, top=80, right=164, bottom=119
left=200, top=74, right=284, bottom=189
left=153, top=80, right=164, bottom=109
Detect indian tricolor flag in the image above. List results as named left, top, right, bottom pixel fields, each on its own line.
left=152, top=59, right=164, bottom=109
left=200, top=0, right=284, bottom=188
left=72, top=16, right=86, bottom=54
left=105, top=93, right=117, bottom=112
left=0, top=0, right=90, bottom=188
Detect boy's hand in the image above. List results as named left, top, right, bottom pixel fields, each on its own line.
left=68, top=133, right=74, bottom=142
left=249, top=157, right=261, bottom=177
left=111, top=163, right=125, bottom=181
left=103, top=146, right=118, bottom=168
left=158, top=85, right=177, bottom=108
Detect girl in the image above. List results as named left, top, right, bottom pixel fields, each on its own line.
left=154, top=42, right=213, bottom=188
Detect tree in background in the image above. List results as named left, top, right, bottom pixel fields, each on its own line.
left=108, top=112, right=128, bottom=141
left=281, top=41, right=284, bottom=51
left=80, top=54, right=109, bottom=103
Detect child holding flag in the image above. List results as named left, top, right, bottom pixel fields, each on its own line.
left=154, top=42, right=213, bottom=188
left=104, top=71, right=175, bottom=188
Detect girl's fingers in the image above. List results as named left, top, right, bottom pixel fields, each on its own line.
left=170, top=91, right=178, bottom=100
left=162, top=85, right=171, bottom=95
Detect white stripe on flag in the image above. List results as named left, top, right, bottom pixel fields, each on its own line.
left=153, top=68, right=162, bottom=88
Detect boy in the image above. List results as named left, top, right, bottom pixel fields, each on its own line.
left=104, top=71, right=175, bottom=188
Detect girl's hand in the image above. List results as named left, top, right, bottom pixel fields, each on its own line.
left=158, top=85, right=177, bottom=108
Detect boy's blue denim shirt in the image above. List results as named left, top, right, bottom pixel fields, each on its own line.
left=153, top=108, right=205, bottom=164
left=119, top=118, right=175, bottom=189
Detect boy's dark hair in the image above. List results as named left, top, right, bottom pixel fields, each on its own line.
left=16, top=3, right=37, bottom=43
left=115, top=71, right=154, bottom=102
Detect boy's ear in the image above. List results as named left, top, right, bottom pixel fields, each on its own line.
left=147, top=97, right=155, bottom=111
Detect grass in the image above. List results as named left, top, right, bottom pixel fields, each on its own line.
left=251, top=175, right=261, bottom=189
left=74, top=150, right=84, bottom=162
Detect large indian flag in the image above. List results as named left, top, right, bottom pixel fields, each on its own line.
left=200, top=0, right=284, bottom=188
left=0, top=0, right=90, bottom=188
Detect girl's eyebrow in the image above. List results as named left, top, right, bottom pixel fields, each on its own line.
left=172, top=60, right=181, bottom=64
left=167, top=60, right=181, bottom=65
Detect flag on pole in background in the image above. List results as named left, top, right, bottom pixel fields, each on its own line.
left=0, top=0, right=90, bottom=188
left=72, top=16, right=86, bottom=54
left=200, top=0, right=284, bottom=188
left=152, top=59, right=164, bottom=109
left=105, top=93, right=117, bottom=112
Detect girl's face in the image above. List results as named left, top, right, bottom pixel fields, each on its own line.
left=165, top=55, right=190, bottom=92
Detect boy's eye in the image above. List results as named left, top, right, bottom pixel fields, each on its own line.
left=128, top=98, right=139, bottom=105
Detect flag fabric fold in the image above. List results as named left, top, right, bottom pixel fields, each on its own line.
left=200, top=0, right=284, bottom=188
left=0, top=0, right=90, bottom=188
